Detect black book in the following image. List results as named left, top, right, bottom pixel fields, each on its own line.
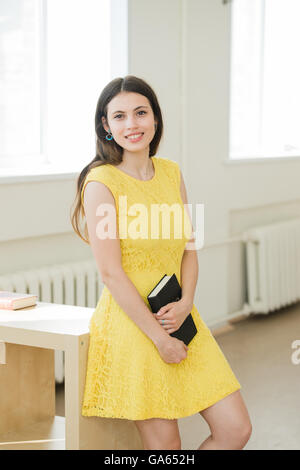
left=147, top=273, right=198, bottom=346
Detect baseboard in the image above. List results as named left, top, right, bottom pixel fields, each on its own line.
left=210, top=323, right=235, bottom=337
left=210, top=313, right=248, bottom=337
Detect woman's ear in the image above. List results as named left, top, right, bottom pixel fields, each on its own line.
left=102, top=116, right=109, bottom=133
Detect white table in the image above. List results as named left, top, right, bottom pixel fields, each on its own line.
left=0, top=301, right=142, bottom=450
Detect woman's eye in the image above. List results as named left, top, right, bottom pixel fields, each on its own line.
left=114, top=111, right=146, bottom=119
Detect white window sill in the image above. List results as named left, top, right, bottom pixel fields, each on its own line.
left=224, top=155, right=300, bottom=165
left=0, top=165, right=81, bottom=184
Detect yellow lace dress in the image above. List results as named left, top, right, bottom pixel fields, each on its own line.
left=80, top=156, right=241, bottom=420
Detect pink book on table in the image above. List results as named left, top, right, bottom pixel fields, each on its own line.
left=0, top=291, right=38, bottom=310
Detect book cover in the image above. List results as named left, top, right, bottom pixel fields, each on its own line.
left=147, top=273, right=197, bottom=346
left=0, top=291, right=38, bottom=310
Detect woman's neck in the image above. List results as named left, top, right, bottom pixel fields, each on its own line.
left=117, top=154, right=154, bottom=180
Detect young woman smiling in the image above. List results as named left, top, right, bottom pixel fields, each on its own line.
left=71, top=75, right=252, bottom=450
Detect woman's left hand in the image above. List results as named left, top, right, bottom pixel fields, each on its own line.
left=154, top=298, right=193, bottom=335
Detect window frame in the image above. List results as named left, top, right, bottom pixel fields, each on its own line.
left=0, top=0, right=128, bottom=183
left=226, top=0, right=300, bottom=164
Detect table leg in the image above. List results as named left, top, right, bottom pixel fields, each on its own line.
left=64, top=334, right=143, bottom=450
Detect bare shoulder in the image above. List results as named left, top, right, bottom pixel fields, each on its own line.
left=83, top=179, right=116, bottom=214
left=82, top=179, right=121, bottom=280
left=83, top=179, right=114, bottom=200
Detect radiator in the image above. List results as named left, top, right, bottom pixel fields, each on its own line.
left=243, top=218, right=300, bottom=314
left=0, top=260, right=102, bottom=383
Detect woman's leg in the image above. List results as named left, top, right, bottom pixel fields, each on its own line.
left=197, top=389, right=252, bottom=450
left=134, top=417, right=181, bottom=450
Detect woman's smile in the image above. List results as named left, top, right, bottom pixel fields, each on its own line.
left=125, top=133, right=144, bottom=142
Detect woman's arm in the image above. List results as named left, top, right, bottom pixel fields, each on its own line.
left=179, top=169, right=199, bottom=309
left=83, top=181, right=169, bottom=348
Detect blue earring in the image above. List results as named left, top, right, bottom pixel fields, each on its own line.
left=106, top=129, right=113, bottom=141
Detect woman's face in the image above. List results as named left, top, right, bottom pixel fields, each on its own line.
left=102, top=92, right=157, bottom=152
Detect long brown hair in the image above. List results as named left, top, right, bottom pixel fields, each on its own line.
left=70, top=75, right=164, bottom=244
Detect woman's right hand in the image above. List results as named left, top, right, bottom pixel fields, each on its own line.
left=155, top=335, right=188, bottom=364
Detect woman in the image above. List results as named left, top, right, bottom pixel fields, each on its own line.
left=71, top=75, right=252, bottom=450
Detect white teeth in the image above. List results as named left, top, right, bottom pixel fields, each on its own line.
left=127, top=133, right=143, bottom=139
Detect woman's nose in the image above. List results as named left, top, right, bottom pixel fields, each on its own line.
left=125, top=115, right=138, bottom=127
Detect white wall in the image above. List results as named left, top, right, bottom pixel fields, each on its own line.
left=128, top=0, right=300, bottom=325
left=1, top=0, right=300, bottom=327
left=0, top=176, right=91, bottom=273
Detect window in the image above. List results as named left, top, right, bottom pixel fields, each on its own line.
left=0, top=0, right=44, bottom=168
left=229, top=0, right=300, bottom=160
left=0, top=0, right=126, bottom=175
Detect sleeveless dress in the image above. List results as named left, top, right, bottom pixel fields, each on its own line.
left=80, top=156, right=241, bottom=420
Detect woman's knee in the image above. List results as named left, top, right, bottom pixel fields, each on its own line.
left=219, top=417, right=252, bottom=449
left=200, top=390, right=252, bottom=449
left=240, top=419, right=252, bottom=446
